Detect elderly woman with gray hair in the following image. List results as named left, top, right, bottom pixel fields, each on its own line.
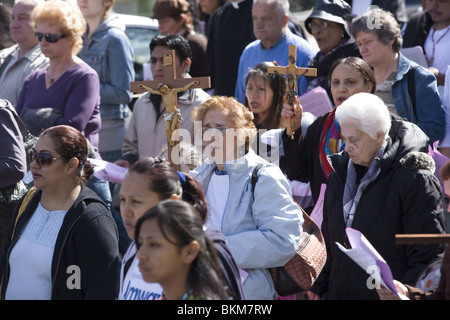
left=352, top=8, right=444, bottom=144
left=312, top=93, right=446, bottom=300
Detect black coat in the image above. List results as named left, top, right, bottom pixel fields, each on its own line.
left=315, top=119, right=446, bottom=299
left=282, top=113, right=431, bottom=211
left=281, top=112, right=330, bottom=213
left=0, top=186, right=120, bottom=300
left=206, top=227, right=246, bottom=300
left=402, top=11, right=433, bottom=50
left=306, top=38, right=361, bottom=102
left=206, top=0, right=255, bottom=96
left=345, top=0, right=407, bottom=25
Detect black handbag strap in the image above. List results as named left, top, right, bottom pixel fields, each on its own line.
left=407, top=65, right=418, bottom=121
left=251, top=163, right=264, bottom=193
left=2, top=100, right=33, bottom=142
left=0, top=52, right=14, bottom=78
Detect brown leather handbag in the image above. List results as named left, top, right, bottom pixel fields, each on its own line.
left=252, top=164, right=327, bottom=296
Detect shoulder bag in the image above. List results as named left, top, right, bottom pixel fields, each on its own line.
left=251, top=163, right=327, bottom=296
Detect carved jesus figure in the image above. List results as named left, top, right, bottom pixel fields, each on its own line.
left=138, top=81, right=199, bottom=148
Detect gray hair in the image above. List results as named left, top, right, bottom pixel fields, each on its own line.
left=14, top=0, right=44, bottom=7
left=335, top=93, right=391, bottom=140
left=351, top=7, right=402, bottom=53
left=254, top=0, right=289, bottom=20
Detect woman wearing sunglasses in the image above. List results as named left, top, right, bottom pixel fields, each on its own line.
left=13, top=0, right=114, bottom=234
left=14, top=0, right=101, bottom=156
left=0, top=125, right=120, bottom=300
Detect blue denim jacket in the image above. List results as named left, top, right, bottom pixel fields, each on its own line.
left=391, top=53, right=444, bottom=143
left=78, top=14, right=135, bottom=120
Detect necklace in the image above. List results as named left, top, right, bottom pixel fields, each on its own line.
left=47, top=66, right=68, bottom=85
left=427, top=25, right=450, bottom=65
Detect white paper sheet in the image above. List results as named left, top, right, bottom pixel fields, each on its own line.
left=336, top=227, right=408, bottom=299
left=298, top=86, right=333, bottom=118
left=401, top=46, right=429, bottom=68
left=89, top=158, right=128, bottom=183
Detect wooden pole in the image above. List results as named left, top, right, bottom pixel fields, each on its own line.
left=267, top=45, right=317, bottom=139
left=129, top=50, right=210, bottom=169
left=395, top=234, right=450, bottom=245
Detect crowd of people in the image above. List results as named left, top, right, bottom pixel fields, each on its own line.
left=0, top=0, right=449, bottom=301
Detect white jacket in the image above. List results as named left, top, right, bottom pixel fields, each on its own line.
left=190, top=149, right=303, bottom=299
left=122, top=87, right=209, bottom=158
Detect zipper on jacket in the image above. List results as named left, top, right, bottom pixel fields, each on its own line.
left=220, top=170, right=232, bottom=233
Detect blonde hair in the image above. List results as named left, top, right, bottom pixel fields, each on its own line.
left=104, top=0, right=115, bottom=18
left=192, top=96, right=257, bottom=149
left=31, top=0, right=86, bottom=55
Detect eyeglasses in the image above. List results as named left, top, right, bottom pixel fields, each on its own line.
left=35, top=32, right=65, bottom=43
left=29, top=148, right=67, bottom=167
left=201, top=126, right=230, bottom=134
left=308, top=21, right=329, bottom=31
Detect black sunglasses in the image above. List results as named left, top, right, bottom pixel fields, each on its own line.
left=35, top=32, right=65, bottom=43
left=29, top=148, right=67, bottom=167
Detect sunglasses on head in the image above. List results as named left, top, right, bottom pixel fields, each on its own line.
left=35, top=32, right=65, bottom=43
left=29, top=148, right=67, bottom=167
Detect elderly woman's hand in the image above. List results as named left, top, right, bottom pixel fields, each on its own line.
left=281, top=95, right=303, bottom=132
left=376, top=280, right=409, bottom=300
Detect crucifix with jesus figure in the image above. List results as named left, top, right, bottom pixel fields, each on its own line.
left=130, top=49, right=210, bottom=166
left=267, top=45, right=317, bottom=139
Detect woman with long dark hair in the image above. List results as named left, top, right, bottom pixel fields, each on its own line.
left=135, top=200, right=229, bottom=300
left=118, top=157, right=244, bottom=300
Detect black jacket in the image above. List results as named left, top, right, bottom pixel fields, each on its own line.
left=206, top=0, right=255, bottom=96
left=0, top=186, right=120, bottom=300
left=281, top=112, right=330, bottom=213
left=206, top=227, right=245, bottom=300
left=402, top=10, right=433, bottom=50
left=315, top=118, right=446, bottom=299
left=306, top=38, right=361, bottom=102
left=281, top=113, right=431, bottom=211
left=345, top=0, right=407, bottom=25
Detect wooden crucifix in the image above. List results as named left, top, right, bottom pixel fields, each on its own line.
left=267, top=45, right=317, bottom=139
left=130, top=49, right=210, bottom=166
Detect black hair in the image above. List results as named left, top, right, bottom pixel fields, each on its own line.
left=41, top=125, right=94, bottom=185
left=244, top=61, right=287, bottom=129
left=127, top=157, right=208, bottom=221
left=134, top=200, right=229, bottom=300
left=0, top=2, right=13, bottom=50
left=149, top=34, right=192, bottom=62
left=328, top=56, right=376, bottom=94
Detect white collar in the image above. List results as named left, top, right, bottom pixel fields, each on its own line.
left=230, top=0, right=245, bottom=9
